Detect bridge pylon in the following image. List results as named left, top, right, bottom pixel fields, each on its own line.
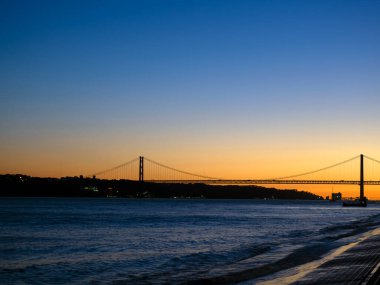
left=360, top=154, right=364, bottom=200
left=139, top=156, right=144, bottom=182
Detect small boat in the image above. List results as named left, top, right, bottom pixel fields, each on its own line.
left=342, top=197, right=367, bottom=207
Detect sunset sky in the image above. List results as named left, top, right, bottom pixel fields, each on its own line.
left=1, top=1, right=380, bottom=198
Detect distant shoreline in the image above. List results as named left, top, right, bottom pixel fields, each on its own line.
left=0, top=174, right=322, bottom=200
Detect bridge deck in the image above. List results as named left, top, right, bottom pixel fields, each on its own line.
left=146, top=180, right=380, bottom=185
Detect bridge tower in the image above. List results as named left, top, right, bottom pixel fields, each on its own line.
left=139, top=156, right=144, bottom=182
left=360, top=154, right=364, bottom=200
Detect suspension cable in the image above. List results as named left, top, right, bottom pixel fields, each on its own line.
left=364, top=155, right=380, bottom=165
left=91, top=157, right=140, bottom=177
left=88, top=154, right=374, bottom=181
left=270, top=155, right=360, bottom=180
left=144, top=157, right=221, bottom=180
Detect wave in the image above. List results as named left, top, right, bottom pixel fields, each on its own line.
left=121, top=244, right=274, bottom=284
left=180, top=213, right=380, bottom=285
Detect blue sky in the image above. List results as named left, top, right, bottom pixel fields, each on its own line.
left=1, top=0, right=380, bottom=194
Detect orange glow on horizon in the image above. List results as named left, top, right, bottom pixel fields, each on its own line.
left=2, top=149, right=380, bottom=200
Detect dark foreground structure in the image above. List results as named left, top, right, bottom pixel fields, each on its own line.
left=0, top=174, right=321, bottom=200
left=291, top=231, right=380, bottom=285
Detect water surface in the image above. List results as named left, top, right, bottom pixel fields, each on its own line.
left=1, top=198, right=380, bottom=284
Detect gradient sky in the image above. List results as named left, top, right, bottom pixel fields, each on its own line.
left=1, top=0, right=380, bottom=197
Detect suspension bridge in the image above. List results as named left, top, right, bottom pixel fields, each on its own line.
left=90, top=154, right=380, bottom=198
left=91, top=154, right=380, bottom=182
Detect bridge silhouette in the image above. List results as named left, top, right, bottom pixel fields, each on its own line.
left=91, top=154, right=380, bottom=185
left=90, top=154, right=380, bottom=203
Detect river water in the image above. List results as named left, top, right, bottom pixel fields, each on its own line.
left=1, top=198, right=380, bottom=284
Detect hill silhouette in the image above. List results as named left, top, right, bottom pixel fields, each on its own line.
left=0, top=174, right=321, bottom=200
